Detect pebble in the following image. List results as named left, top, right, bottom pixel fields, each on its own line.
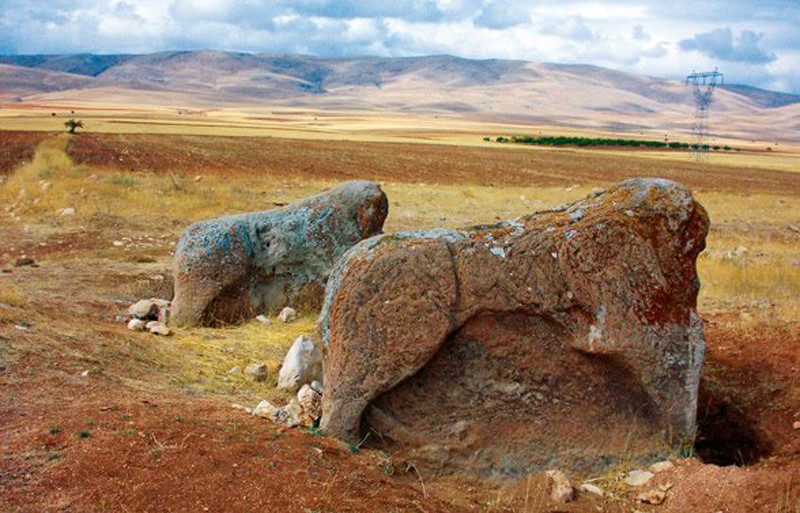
left=545, top=470, right=574, bottom=503
left=228, top=366, right=242, bottom=375
left=278, top=307, right=297, bottom=323
left=60, top=207, right=76, bottom=216
left=579, top=483, right=604, bottom=497
left=793, top=421, right=800, bottom=430
left=127, top=318, right=147, bottom=331
left=625, top=470, right=654, bottom=487
left=245, top=363, right=268, bottom=382
left=256, top=314, right=272, bottom=326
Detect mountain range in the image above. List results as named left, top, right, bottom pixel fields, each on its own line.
left=1, top=51, right=798, bottom=141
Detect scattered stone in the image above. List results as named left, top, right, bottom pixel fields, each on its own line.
left=649, top=460, right=674, bottom=473
left=297, top=384, right=322, bottom=424
left=625, top=470, right=655, bottom=487
left=127, top=318, right=147, bottom=331
left=170, top=181, right=388, bottom=327
left=228, top=366, right=242, bottom=375
left=14, top=257, right=35, bottom=267
left=115, top=314, right=128, bottom=323
left=129, top=299, right=158, bottom=320
left=278, top=307, right=297, bottom=324
left=193, top=175, right=202, bottom=182
left=793, top=421, right=800, bottom=430
left=579, top=483, right=604, bottom=497
left=146, top=321, right=172, bottom=336
left=274, top=399, right=303, bottom=428
left=545, top=470, right=574, bottom=503
left=277, top=335, right=323, bottom=391
left=230, top=403, right=252, bottom=414
left=59, top=207, right=76, bottom=216
left=637, top=488, right=667, bottom=505
left=256, top=314, right=272, bottom=326
left=80, top=370, right=91, bottom=377
left=245, top=363, right=268, bottom=382
left=252, top=400, right=279, bottom=419
left=113, top=241, right=124, bottom=247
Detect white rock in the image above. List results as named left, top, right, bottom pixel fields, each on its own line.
left=256, top=314, right=272, bottom=326
left=278, top=307, right=297, bottom=323
left=277, top=335, right=323, bottom=391
left=625, top=470, right=655, bottom=487
left=228, top=366, right=242, bottom=375
left=579, top=483, right=604, bottom=497
left=80, top=370, right=91, bottom=377
left=59, top=207, right=76, bottom=216
left=649, top=460, right=674, bottom=473
left=545, top=470, right=574, bottom=503
left=129, top=299, right=158, bottom=320
left=113, top=240, right=124, bottom=247
left=127, top=318, right=147, bottom=331
left=147, top=321, right=172, bottom=336
left=793, top=421, right=800, bottom=430
left=297, top=384, right=322, bottom=423
left=274, top=399, right=303, bottom=427
left=230, top=403, right=252, bottom=414
left=252, top=400, right=278, bottom=419
left=244, top=363, right=268, bottom=382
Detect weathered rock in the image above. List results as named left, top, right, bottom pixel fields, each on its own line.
left=252, top=400, right=279, bottom=419
left=297, top=384, right=322, bottom=424
left=319, top=178, right=709, bottom=477
left=275, top=400, right=304, bottom=428
left=170, top=181, right=388, bottom=326
left=228, top=366, right=242, bottom=375
left=255, top=314, right=272, bottom=326
left=579, top=483, right=604, bottom=497
left=625, top=470, right=655, bottom=487
left=277, top=335, right=323, bottom=391
left=278, top=307, right=297, bottom=324
left=146, top=321, right=172, bottom=336
left=127, top=318, right=147, bottom=331
left=129, top=299, right=158, bottom=320
left=546, top=470, right=574, bottom=503
left=245, top=363, right=268, bottom=382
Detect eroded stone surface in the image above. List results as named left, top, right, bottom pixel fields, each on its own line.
left=319, top=178, right=709, bottom=477
left=171, top=181, right=388, bottom=326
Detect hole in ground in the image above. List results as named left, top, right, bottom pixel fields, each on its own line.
left=694, top=383, right=774, bottom=466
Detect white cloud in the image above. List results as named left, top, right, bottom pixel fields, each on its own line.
left=0, top=0, right=797, bottom=93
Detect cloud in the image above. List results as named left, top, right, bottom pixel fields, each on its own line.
left=679, top=28, right=777, bottom=64
left=540, top=16, right=597, bottom=42
left=474, top=2, right=530, bottom=30
left=632, top=25, right=649, bottom=41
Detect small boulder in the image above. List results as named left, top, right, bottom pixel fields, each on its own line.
left=245, top=363, right=268, bottom=382
left=625, top=470, right=655, bottom=487
left=252, top=400, right=279, bottom=419
left=129, top=299, right=158, bottom=320
left=274, top=400, right=303, bottom=428
left=127, top=318, right=147, bottom=331
left=256, top=314, right=272, bottom=326
left=146, top=321, right=172, bottom=336
left=278, top=307, right=297, bottom=324
left=297, top=384, right=322, bottom=424
left=546, top=470, right=574, bottom=503
left=579, top=483, right=604, bottom=497
left=277, top=335, right=323, bottom=391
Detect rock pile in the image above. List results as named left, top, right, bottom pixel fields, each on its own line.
left=125, top=298, right=172, bottom=336
left=170, top=180, right=388, bottom=327
left=319, top=178, right=709, bottom=476
left=245, top=381, right=323, bottom=428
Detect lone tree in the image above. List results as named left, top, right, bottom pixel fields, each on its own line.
left=64, top=118, right=84, bottom=134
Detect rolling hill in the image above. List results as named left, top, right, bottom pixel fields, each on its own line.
left=1, top=51, right=798, bottom=141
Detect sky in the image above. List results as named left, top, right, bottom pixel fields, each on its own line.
left=1, top=0, right=798, bottom=93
